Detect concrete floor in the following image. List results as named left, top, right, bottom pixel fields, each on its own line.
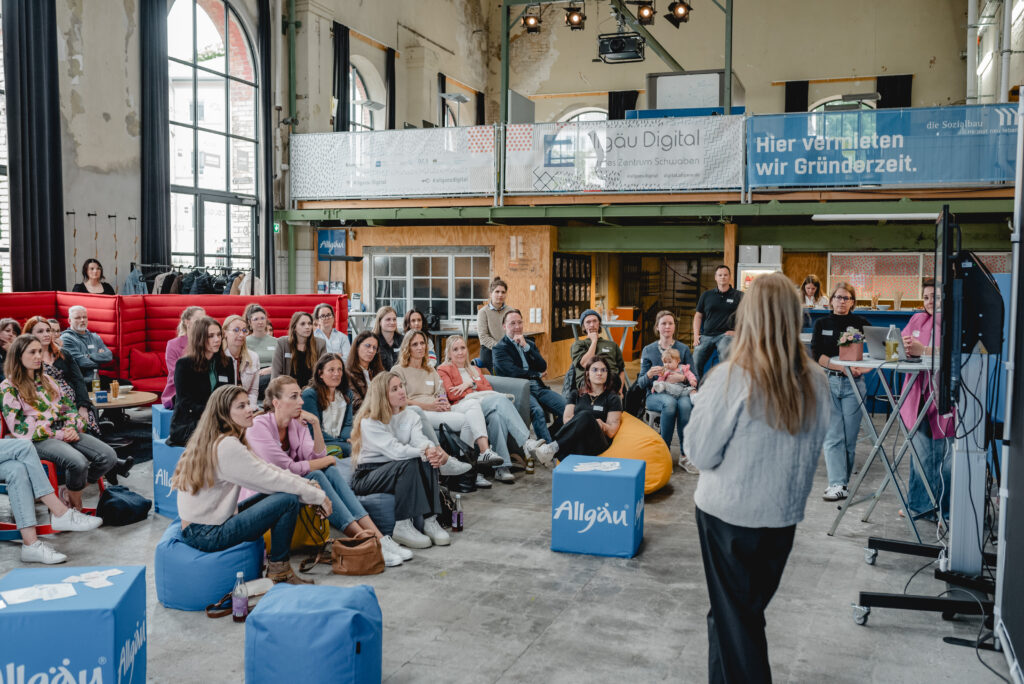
left=0, top=405, right=1011, bottom=683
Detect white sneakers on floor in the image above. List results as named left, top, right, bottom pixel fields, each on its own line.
left=677, top=456, right=699, bottom=474
left=392, top=519, right=433, bottom=549
left=439, top=457, right=472, bottom=476
left=379, top=535, right=408, bottom=567
left=534, top=442, right=559, bottom=467
left=51, top=508, right=103, bottom=532
left=474, top=473, right=492, bottom=489
left=422, top=517, right=450, bottom=546
left=822, top=484, right=849, bottom=501
left=523, top=439, right=546, bottom=459
left=479, top=448, right=504, bottom=467
left=493, top=467, right=515, bottom=483
left=22, top=540, right=67, bottom=564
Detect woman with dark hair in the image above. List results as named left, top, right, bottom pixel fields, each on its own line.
left=372, top=306, right=401, bottom=371
left=476, top=277, right=510, bottom=371
left=347, top=331, right=384, bottom=411
left=533, top=356, right=622, bottom=466
left=161, top=306, right=207, bottom=408
left=24, top=316, right=99, bottom=434
left=801, top=275, right=830, bottom=308
left=168, top=317, right=237, bottom=446
left=402, top=308, right=436, bottom=366
left=72, top=259, right=115, bottom=295
left=271, top=312, right=325, bottom=389
left=301, top=353, right=354, bottom=456
left=0, top=318, right=22, bottom=381
left=1, top=335, right=116, bottom=511
left=313, top=302, right=351, bottom=359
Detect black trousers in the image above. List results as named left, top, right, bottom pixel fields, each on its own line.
left=696, top=507, right=795, bottom=684
left=553, top=409, right=611, bottom=457
left=350, top=459, right=441, bottom=521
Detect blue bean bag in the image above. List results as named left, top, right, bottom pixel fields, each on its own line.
left=245, top=584, right=383, bottom=684
left=154, top=519, right=264, bottom=611
left=335, top=458, right=396, bottom=536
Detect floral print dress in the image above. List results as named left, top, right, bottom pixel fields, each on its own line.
left=44, top=362, right=101, bottom=434
left=0, top=375, right=86, bottom=441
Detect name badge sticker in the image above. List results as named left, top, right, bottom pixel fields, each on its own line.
left=593, top=405, right=603, bottom=411
left=218, top=376, right=229, bottom=383
left=912, top=330, right=921, bottom=338
left=284, top=353, right=292, bottom=359
left=267, top=345, right=276, bottom=351
left=726, top=299, right=734, bottom=304
left=87, top=344, right=96, bottom=349
left=822, top=330, right=833, bottom=336
left=426, top=380, right=434, bottom=386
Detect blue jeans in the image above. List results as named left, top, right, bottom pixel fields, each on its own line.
left=527, top=380, right=565, bottom=443
left=32, top=433, right=117, bottom=491
left=693, top=333, right=733, bottom=379
left=306, top=465, right=368, bottom=531
left=907, top=421, right=952, bottom=520
left=474, top=393, right=531, bottom=466
left=645, top=391, right=693, bottom=448
left=823, top=374, right=865, bottom=486
left=182, top=492, right=300, bottom=562
left=0, top=440, right=55, bottom=529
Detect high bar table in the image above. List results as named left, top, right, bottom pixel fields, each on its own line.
left=827, top=356, right=941, bottom=543
left=563, top=318, right=638, bottom=384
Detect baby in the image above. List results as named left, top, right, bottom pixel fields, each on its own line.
left=652, top=348, right=697, bottom=396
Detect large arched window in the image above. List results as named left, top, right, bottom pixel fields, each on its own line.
left=349, top=65, right=375, bottom=131
left=167, top=0, right=259, bottom=271
left=0, top=8, right=9, bottom=292
left=560, top=107, right=608, bottom=123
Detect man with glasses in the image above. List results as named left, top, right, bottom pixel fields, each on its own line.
left=692, top=265, right=743, bottom=379
left=313, top=303, right=351, bottom=359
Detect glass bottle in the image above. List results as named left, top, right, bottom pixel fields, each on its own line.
left=525, top=455, right=535, bottom=474
left=452, top=494, right=464, bottom=532
left=231, top=571, right=248, bottom=622
left=885, top=324, right=900, bottom=362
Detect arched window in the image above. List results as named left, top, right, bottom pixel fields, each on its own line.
left=349, top=65, right=375, bottom=132
left=167, top=0, right=259, bottom=271
left=561, top=108, right=608, bottom=123
left=0, top=7, right=9, bottom=291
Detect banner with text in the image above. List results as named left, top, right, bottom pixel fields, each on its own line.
left=290, top=127, right=496, bottom=199
left=746, top=104, right=1017, bottom=188
left=504, top=116, right=744, bottom=193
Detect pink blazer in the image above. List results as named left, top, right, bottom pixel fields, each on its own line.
left=240, top=412, right=327, bottom=500
left=900, top=312, right=954, bottom=438
left=436, top=362, right=493, bottom=404
left=160, top=336, right=189, bottom=408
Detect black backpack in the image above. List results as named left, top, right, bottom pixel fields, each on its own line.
left=623, top=381, right=648, bottom=418
left=96, top=485, right=152, bottom=526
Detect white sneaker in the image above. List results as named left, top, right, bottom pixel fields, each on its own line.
left=439, top=457, right=472, bottom=476
left=480, top=448, right=504, bottom=467
left=534, top=442, right=559, bottom=467
left=422, top=516, right=451, bottom=546
left=22, top=540, right=67, bottom=564
left=474, top=473, right=492, bottom=489
left=378, top=536, right=404, bottom=567
left=381, top=535, right=413, bottom=561
left=392, top=519, right=432, bottom=549
left=494, top=467, right=515, bottom=484
left=51, top=508, right=103, bottom=532
left=822, top=484, right=848, bottom=502
left=678, top=456, right=699, bottom=474
left=523, top=439, right=546, bottom=459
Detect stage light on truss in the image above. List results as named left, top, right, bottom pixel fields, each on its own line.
left=636, top=3, right=655, bottom=25
left=522, top=6, right=542, bottom=33
left=664, top=1, right=691, bottom=27
left=565, top=5, right=586, bottom=30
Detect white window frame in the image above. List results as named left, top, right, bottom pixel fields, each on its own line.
left=363, top=248, right=492, bottom=322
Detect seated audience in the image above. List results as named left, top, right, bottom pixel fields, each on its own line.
left=246, top=376, right=406, bottom=566
left=1, top=335, right=116, bottom=511
left=372, top=306, right=402, bottom=371
left=402, top=308, right=436, bottom=366
left=0, top=439, right=102, bottom=565
left=347, top=331, right=384, bottom=412
left=392, top=330, right=502, bottom=488
left=492, top=309, right=565, bottom=443
left=272, top=312, right=325, bottom=389
left=802, top=274, right=830, bottom=308
left=901, top=278, right=952, bottom=521
left=437, top=334, right=544, bottom=483
left=172, top=385, right=329, bottom=585
left=168, top=317, right=237, bottom=446
left=72, top=258, right=116, bottom=295
left=313, top=302, right=351, bottom=360
left=223, top=314, right=260, bottom=409
left=476, top=277, right=510, bottom=371
left=48, top=319, right=61, bottom=338
left=60, top=306, right=114, bottom=384
left=637, top=310, right=698, bottom=467
left=161, top=306, right=206, bottom=408
left=349, top=373, right=454, bottom=550
left=692, top=265, right=743, bottom=379
left=533, top=356, right=622, bottom=465
left=811, top=281, right=869, bottom=502
left=25, top=316, right=97, bottom=433
left=569, top=309, right=625, bottom=390
left=301, top=354, right=354, bottom=456
left=683, top=273, right=829, bottom=684
left=244, top=303, right=277, bottom=398
left=0, top=318, right=19, bottom=382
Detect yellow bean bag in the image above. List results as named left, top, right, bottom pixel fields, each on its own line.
left=598, top=412, right=673, bottom=494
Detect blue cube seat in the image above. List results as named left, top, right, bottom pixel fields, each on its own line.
left=334, top=458, right=396, bottom=536
left=153, top=437, right=184, bottom=518
left=151, top=404, right=172, bottom=440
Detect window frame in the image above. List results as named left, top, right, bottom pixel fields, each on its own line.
left=349, top=64, right=374, bottom=132
left=0, top=7, right=9, bottom=292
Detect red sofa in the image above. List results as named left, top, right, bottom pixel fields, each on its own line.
left=0, top=292, right=348, bottom=394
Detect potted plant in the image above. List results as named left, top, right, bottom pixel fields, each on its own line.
left=837, top=327, right=865, bottom=361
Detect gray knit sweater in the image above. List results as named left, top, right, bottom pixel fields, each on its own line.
left=683, top=361, right=830, bottom=528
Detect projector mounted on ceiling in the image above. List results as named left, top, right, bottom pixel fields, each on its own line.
left=597, top=32, right=646, bottom=64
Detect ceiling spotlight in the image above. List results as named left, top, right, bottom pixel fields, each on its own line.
left=636, top=3, right=655, bottom=25
left=664, top=1, right=691, bottom=27
left=522, top=7, right=542, bottom=33
left=565, top=6, right=586, bottom=30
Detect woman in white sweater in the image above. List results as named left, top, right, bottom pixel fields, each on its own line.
left=683, top=273, right=830, bottom=684
left=172, top=385, right=331, bottom=585
left=350, top=372, right=462, bottom=551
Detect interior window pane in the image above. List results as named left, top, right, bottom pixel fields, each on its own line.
left=168, top=61, right=194, bottom=124
left=230, top=205, right=253, bottom=257
left=390, top=257, right=406, bottom=276
left=231, top=257, right=254, bottom=271
left=230, top=138, right=256, bottom=195
left=227, top=11, right=256, bottom=82
left=197, top=131, right=227, bottom=191
left=454, top=256, right=471, bottom=278
left=431, top=257, right=447, bottom=276
left=0, top=100, right=7, bottom=168
left=474, top=257, right=490, bottom=278
left=455, top=301, right=472, bottom=316
left=195, top=0, right=226, bottom=75
left=167, top=0, right=194, bottom=63
left=171, top=192, right=195, bottom=256
left=413, top=257, right=429, bottom=277
left=429, top=300, right=449, bottom=318
left=0, top=177, right=9, bottom=250
left=170, top=124, right=195, bottom=186
left=229, top=80, right=256, bottom=139
left=472, top=279, right=488, bottom=301
left=373, top=256, right=388, bottom=276
left=203, top=201, right=228, bottom=259
left=413, top=279, right=429, bottom=298
left=196, top=72, right=227, bottom=132
left=431, top=279, right=448, bottom=298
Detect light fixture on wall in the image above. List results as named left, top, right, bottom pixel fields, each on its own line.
left=352, top=99, right=386, bottom=112
left=565, top=5, right=586, bottom=30
left=522, top=6, right=542, bottom=32
left=664, top=0, right=691, bottom=27
left=635, top=2, right=656, bottom=25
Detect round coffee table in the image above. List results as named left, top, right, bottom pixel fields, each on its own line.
left=89, top=390, right=159, bottom=409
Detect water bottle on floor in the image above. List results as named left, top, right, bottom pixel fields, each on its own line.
left=452, top=494, right=464, bottom=532
left=232, top=571, right=248, bottom=622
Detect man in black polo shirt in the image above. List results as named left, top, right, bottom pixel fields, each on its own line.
left=692, top=265, right=743, bottom=378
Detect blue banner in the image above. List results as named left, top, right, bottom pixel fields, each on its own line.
left=317, top=229, right=347, bottom=260
left=746, top=104, right=1017, bottom=188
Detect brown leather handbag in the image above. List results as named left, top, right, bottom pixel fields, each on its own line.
left=301, top=530, right=384, bottom=576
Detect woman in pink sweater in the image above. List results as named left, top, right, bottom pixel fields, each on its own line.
left=161, top=306, right=206, bottom=408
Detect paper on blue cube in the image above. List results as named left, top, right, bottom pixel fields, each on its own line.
left=0, top=565, right=146, bottom=684
left=151, top=404, right=172, bottom=440
left=245, top=584, right=383, bottom=684
left=152, top=437, right=183, bottom=518
left=551, top=454, right=645, bottom=558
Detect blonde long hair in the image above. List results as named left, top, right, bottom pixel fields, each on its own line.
left=177, top=306, right=205, bottom=337
left=223, top=315, right=254, bottom=375
left=349, top=372, right=401, bottom=466
left=397, top=329, right=428, bottom=368
left=724, top=272, right=821, bottom=435
left=171, top=385, right=249, bottom=495
left=442, top=334, right=472, bottom=369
